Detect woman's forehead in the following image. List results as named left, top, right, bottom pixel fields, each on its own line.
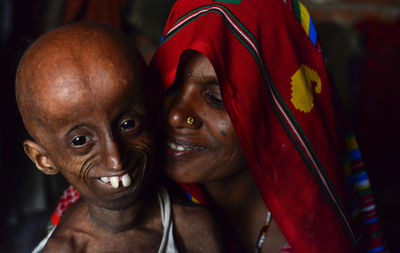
left=179, top=51, right=216, bottom=79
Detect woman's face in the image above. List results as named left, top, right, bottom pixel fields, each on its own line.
left=163, top=51, right=247, bottom=184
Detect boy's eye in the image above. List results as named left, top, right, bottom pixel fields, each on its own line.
left=72, top=136, right=91, bottom=146
left=120, top=119, right=139, bottom=132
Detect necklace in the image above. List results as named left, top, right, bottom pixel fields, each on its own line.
left=255, top=211, right=272, bottom=253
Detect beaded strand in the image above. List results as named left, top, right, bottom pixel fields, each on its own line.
left=255, top=211, right=272, bottom=253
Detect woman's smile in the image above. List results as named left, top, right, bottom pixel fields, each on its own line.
left=166, top=139, right=207, bottom=157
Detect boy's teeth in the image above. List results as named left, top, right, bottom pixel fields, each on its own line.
left=100, top=177, right=109, bottom=183
left=121, top=173, right=131, bottom=187
left=110, top=176, right=119, bottom=188
left=100, top=173, right=132, bottom=188
left=176, top=145, right=184, bottom=151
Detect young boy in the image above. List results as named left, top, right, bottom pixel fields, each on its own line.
left=15, top=21, right=221, bottom=252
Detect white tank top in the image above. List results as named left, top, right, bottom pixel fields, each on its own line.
left=157, top=187, right=179, bottom=253
left=32, top=187, right=179, bottom=253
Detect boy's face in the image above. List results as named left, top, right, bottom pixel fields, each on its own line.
left=27, top=49, right=152, bottom=210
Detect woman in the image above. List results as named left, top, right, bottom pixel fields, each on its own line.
left=151, top=0, right=385, bottom=252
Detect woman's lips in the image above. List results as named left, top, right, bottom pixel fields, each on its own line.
left=167, top=140, right=207, bottom=156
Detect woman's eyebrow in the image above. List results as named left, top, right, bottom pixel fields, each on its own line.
left=198, top=73, right=218, bottom=84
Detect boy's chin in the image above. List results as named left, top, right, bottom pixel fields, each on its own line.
left=79, top=181, right=148, bottom=210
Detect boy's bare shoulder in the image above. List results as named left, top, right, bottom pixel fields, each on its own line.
left=43, top=200, right=92, bottom=253
left=42, top=224, right=89, bottom=253
left=171, top=199, right=224, bottom=252
left=42, top=232, right=81, bottom=253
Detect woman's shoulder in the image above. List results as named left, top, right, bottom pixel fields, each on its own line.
left=172, top=199, right=214, bottom=229
left=171, top=199, right=224, bottom=252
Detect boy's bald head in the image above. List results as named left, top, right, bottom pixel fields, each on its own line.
left=16, top=21, right=158, bottom=209
left=16, top=21, right=146, bottom=143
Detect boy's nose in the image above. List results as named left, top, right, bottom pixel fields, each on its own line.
left=104, top=137, right=125, bottom=171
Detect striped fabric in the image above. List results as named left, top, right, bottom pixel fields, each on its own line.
left=291, top=0, right=317, bottom=46
left=185, top=192, right=200, bottom=204
left=343, top=131, right=386, bottom=253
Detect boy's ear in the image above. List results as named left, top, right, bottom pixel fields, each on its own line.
left=23, top=140, right=59, bottom=175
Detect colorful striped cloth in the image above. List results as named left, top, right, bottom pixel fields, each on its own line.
left=343, top=131, right=386, bottom=253
left=291, top=0, right=317, bottom=46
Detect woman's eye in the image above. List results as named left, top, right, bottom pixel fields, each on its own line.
left=206, top=91, right=224, bottom=107
left=120, top=119, right=139, bottom=132
left=72, top=136, right=91, bottom=146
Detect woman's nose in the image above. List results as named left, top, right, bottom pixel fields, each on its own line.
left=165, top=92, right=201, bottom=129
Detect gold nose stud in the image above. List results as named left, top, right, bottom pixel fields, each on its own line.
left=187, top=116, right=194, bottom=125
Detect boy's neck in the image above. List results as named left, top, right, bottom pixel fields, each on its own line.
left=85, top=187, right=159, bottom=233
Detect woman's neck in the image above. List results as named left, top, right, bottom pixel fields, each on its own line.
left=203, top=168, right=265, bottom=213
left=203, top=168, right=271, bottom=252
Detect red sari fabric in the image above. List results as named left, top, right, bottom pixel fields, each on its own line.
left=151, top=0, right=385, bottom=252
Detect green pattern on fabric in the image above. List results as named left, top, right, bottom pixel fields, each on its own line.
left=292, top=0, right=301, bottom=22
left=213, top=4, right=259, bottom=48
left=213, top=0, right=242, bottom=4
left=358, top=187, right=373, bottom=197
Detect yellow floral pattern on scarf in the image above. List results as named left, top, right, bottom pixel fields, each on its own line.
left=290, top=65, right=322, bottom=113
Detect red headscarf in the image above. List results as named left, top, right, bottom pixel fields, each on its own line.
left=151, top=0, right=385, bottom=252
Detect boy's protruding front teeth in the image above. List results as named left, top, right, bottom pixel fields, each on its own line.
left=121, top=173, right=131, bottom=187
left=100, top=173, right=131, bottom=189
left=110, top=176, right=119, bottom=188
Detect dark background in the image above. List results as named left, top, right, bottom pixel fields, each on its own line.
left=0, top=0, right=399, bottom=252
